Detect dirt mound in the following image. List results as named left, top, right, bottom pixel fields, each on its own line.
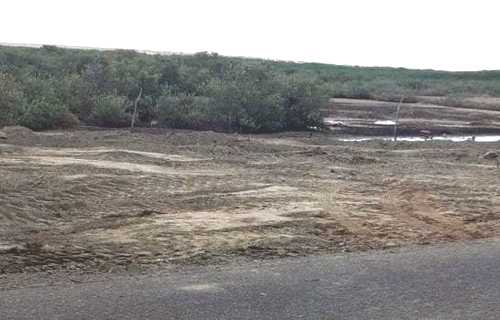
left=1, top=126, right=34, bottom=139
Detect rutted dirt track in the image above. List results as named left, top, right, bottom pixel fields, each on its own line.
left=1, top=127, right=499, bottom=274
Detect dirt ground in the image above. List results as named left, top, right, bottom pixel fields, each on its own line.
left=0, top=123, right=499, bottom=275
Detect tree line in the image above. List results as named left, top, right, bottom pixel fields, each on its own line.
left=1, top=45, right=499, bottom=131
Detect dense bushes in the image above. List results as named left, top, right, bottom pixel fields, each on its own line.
left=18, top=99, right=78, bottom=130
left=1, top=45, right=500, bottom=131
left=0, top=72, right=79, bottom=130
left=158, top=94, right=212, bottom=129
left=205, top=67, right=286, bottom=132
left=0, top=72, right=24, bottom=127
left=92, top=95, right=130, bottom=127
left=1, top=46, right=324, bottom=131
left=282, top=78, right=325, bottom=130
left=156, top=69, right=326, bottom=133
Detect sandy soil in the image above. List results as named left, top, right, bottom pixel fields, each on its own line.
left=0, top=125, right=499, bottom=275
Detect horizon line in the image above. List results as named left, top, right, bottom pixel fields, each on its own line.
left=1, top=41, right=499, bottom=73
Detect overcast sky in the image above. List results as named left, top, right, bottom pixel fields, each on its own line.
left=2, top=0, right=499, bottom=71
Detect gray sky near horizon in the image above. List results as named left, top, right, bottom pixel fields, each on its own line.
left=2, top=0, right=500, bottom=71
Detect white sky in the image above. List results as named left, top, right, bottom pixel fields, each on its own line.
left=2, top=0, right=500, bottom=71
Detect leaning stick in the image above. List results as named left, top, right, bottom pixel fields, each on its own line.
left=393, top=96, right=404, bottom=142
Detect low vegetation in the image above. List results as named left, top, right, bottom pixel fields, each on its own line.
left=1, top=45, right=500, bottom=131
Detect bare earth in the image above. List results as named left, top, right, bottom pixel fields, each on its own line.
left=1, top=122, right=499, bottom=275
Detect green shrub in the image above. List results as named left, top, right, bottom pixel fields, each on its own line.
left=0, top=72, right=24, bottom=126
left=207, top=77, right=285, bottom=132
left=158, top=94, right=212, bottom=130
left=281, top=78, right=325, bottom=130
left=18, top=99, right=70, bottom=130
left=205, top=65, right=316, bottom=133
left=200, top=70, right=325, bottom=132
left=20, top=76, right=60, bottom=105
left=92, top=95, right=130, bottom=127
left=57, top=74, right=95, bottom=120
left=349, top=87, right=372, bottom=99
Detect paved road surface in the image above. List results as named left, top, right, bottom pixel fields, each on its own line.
left=2, top=239, right=500, bottom=319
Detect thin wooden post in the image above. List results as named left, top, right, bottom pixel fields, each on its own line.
left=393, top=96, right=404, bottom=142
left=131, top=87, right=143, bottom=130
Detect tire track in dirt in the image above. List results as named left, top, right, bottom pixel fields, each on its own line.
left=380, top=186, right=476, bottom=240
left=0, top=156, right=229, bottom=176
left=317, top=177, right=493, bottom=245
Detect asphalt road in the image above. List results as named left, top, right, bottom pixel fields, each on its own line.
left=2, top=239, right=500, bottom=320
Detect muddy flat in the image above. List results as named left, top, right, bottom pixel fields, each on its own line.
left=0, top=127, right=499, bottom=275
left=325, top=98, right=500, bottom=135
